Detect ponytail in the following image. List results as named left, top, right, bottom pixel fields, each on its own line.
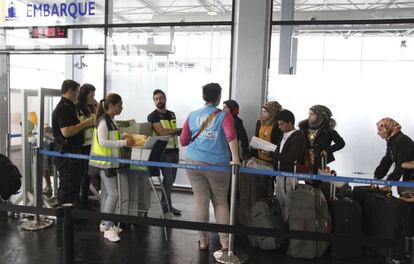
left=95, top=93, right=122, bottom=127
left=95, top=99, right=106, bottom=126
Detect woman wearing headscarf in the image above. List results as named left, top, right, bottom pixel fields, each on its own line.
left=250, top=101, right=283, bottom=160
left=374, top=118, right=414, bottom=191
left=299, top=105, right=345, bottom=179
left=238, top=101, right=283, bottom=225
left=223, top=100, right=249, bottom=160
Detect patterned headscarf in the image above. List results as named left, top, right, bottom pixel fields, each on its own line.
left=223, top=100, right=239, bottom=116
left=376, top=117, right=401, bottom=140
left=309, top=105, right=332, bottom=129
left=261, top=101, right=282, bottom=125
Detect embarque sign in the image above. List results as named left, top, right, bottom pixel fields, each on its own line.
left=27, top=2, right=96, bottom=19
left=3, top=0, right=96, bottom=21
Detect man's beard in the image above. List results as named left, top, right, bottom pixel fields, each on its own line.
left=157, top=102, right=165, bottom=109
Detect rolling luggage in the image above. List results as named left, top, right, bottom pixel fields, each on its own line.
left=329, top=195, right=363, bottom=258
left=363, top=191, right=412, bottom=258
left=287, top=184, right=331, bottom=259
left=274, top=162, right=299, bottom=223
left=248, top=197, right=285, bottom=250
left=320, top=156, right=362, bottom=258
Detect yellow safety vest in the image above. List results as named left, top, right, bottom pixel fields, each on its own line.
left=89, top=117, right=121, bottom=169
left=153, top=118, right=178, bottom=149
left=79, top=113, right=95, bottom=146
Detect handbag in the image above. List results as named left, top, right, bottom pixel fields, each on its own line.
left=246, top=157, right=273, bottom=170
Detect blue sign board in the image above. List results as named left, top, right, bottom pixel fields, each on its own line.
left=4, top=1, right=96, bottom=21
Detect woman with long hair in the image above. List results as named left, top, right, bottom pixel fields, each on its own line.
left=76, top=83, right=97, bottom=209
left=89, top=93, right=134, bottom=242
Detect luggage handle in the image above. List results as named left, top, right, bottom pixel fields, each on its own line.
left=320, top=156, right=336, bottom=200
left=282, top=162, right=298, bottom=194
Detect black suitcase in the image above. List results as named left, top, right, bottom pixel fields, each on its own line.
left=364, top=192, right=413, bottom=258
left=324, top=158, right=362, bottom=259
left=329, top=196, right=363, bottom=258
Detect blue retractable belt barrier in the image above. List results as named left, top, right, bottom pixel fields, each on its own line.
left=39, top=149, right=414, bottom=188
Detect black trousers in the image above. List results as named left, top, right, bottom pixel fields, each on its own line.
left=80, top=146, right=92, bottom=204
left=56, top=157, right=82, bottom=206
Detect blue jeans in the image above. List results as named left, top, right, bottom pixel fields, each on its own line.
left=160, top=150, right=179, bottom=212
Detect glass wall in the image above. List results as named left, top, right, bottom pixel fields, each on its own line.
left=107, top=26, right=232, bottom=125
left=111, top=0, right=233, bottom=23
left=269, top=23, right=414, bottom=176
left=107, top=25, right=231, bottom=187
left=1, top=28, right=105, bottom=50
left=272, top=0, right=414, bottom=20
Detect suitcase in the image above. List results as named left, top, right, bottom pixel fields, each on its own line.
left=288, top=184, right=331, bottom=259
left=321, top=157, right=362, bottom=258
left=274, top=162, right=299, bottom=223
left=363, top=192, right=413, bottom=258
left=329, top=196, right=363, bottom=258
left=351, top=186, right=389, bottom=234
left=248, top=197, right=285, bottom=250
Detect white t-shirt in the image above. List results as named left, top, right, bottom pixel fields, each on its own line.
left=279, top=130, right=296, bottom=153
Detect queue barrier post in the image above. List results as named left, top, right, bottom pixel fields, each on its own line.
left=213, top=164, right=248, bottom=264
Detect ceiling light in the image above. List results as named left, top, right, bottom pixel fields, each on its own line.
left=207, top=11, right=217, bottom=16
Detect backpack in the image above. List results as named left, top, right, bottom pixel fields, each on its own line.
left=0, top=154, right=22, bottom=201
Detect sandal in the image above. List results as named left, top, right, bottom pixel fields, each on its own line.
left=198, top=241, right=209, bottom=251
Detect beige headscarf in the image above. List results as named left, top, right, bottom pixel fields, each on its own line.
left=376, top=117, right=401, bottom=140
left=261, top=101, right=282, bottom=125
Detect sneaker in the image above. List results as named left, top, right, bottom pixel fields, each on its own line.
left=100, top=223, right=122, bottom=233
left=171, top=207, right=182, bottom=216
left=104, top=228, right=121, bottom=242
left=42, top=185, right=53, bottom=198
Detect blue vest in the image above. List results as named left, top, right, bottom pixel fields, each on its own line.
left=186, top=106, right=231, bottom=165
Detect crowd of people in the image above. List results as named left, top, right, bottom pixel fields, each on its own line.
left=50, top=79, right=414, bottom=248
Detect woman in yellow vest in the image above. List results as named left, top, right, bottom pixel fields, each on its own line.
left=89, top=93, right=134, bottom=242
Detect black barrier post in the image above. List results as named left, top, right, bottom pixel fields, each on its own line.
left=213, top=164, right=248, bottom=264
left=63, top=204, right=74, bottom=264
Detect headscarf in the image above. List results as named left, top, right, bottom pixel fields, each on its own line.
left=309, top=105, right=332, bottom=129
left=261, top=101, right=282, bottom=125
left=376, top=117, right=401, bottom=140
left=223, top=100, right=239, bottom=116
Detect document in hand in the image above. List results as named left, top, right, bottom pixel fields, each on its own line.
left=249, top=136, right=277, bottom=152
left=143, top=135, right=171, bottom=149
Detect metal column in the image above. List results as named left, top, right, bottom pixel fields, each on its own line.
left=278, top=0, right=297, bottom=74
left=230, top=0, right=273, bottom=139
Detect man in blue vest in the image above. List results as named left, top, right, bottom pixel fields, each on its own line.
left=148, top=89, right=182, bottom=216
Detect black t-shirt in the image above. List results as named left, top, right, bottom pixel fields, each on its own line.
left=52, top=97, right=83, bottom=152
left=147, top=109, right=176, bottom=124
left=147, top=109, right=178, bottom=149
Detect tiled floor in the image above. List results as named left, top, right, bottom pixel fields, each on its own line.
left=0, top=191, right=387, bottom=264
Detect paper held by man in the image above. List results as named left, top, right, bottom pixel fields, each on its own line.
left=249, top=136, right=277, bottom=152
